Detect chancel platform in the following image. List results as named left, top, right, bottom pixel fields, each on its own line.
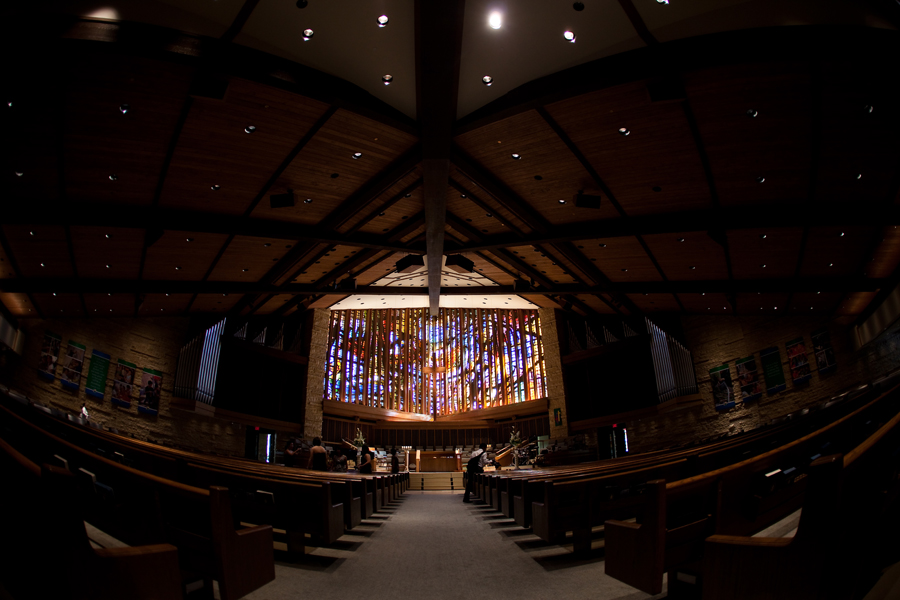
left=414, top=450, right=462, bottom=472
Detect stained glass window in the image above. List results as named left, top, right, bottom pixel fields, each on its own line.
left=324, top=308, right=547, bottom=416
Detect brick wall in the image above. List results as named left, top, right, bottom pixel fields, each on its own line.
left=627, top=315, right=900, bottom=453
left=2, top=317, right=246, bottom=456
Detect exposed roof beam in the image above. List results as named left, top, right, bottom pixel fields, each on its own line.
left=452, top=205, right=900, bottom=253
left=3, top=277, right=880, bottom=296
left=221, top=0, right=260, bottom=43
left=415, top=0, right=466, bottom=316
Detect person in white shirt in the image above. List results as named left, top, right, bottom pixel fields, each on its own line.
left=463, top=443, right=490, bottom=503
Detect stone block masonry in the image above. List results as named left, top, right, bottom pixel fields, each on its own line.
left=3, top=317, right=246, bottom=457
left=539, top=308, right=569, bottom=440
left=627, top=315, right=900, bottom=453
left=303, top=308, right=331, bottom=439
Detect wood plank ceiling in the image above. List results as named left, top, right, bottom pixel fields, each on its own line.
left=1, top=0, right=899, bottom=327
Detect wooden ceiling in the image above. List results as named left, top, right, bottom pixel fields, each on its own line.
left=1, top=2, right=900, bottom=328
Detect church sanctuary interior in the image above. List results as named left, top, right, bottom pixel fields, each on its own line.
left=3, top=1, right=900, bottom=599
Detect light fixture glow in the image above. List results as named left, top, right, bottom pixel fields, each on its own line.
left=377, top=15, right=389, bottom=27
left=488, top=12, right=502, bottom=29
left=382, top=74, right=393, bottom=86
left=482, top=75, right=493, bottom=86
left=511, top=153, right=521, bottom=160
left=119, top=104, right=130, bottom=114
left=302, top=28, right=314, bottom=41
left=352, top=152, right=363, bottom=159
left=563, top=30, right=576, bottom=42
left=618, top=127, right=630, bottom=136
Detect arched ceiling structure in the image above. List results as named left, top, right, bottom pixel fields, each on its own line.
left=1, top=0, right=899, bottom=326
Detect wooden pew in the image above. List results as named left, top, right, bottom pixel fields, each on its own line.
left=603, top=382, right=900, bottom=596
left=0, top=437, right=183, bottom=600
left=0, top=406, right=276, bottom=600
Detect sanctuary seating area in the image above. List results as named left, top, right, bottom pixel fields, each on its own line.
left=0, top=388, right=407, bottom=599
left=470, top=376, right=900, bottom=599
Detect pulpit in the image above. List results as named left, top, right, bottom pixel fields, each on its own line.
left=415, top=450, right=462, bottom=472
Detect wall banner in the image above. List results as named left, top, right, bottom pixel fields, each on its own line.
left=811, top=328, right=836, bottom=375
left=785, top=337, right=812, bottom=385
left=709, top=364, right=735, bottom=411
left=60, top=341, right=86, bottom=391
left=759, top=347, right=786, bottom=394
left=85, top=350, right=111, bottom=400
left=735, top=355, right=762, bottom=403
left=38, top=332, right=62, bottom=381
left=112, top=359, right=136, bottom=408
left=138, top=368, right=162, bottom=416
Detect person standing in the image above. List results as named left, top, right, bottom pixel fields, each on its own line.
left=390, top=447, right=400, bottom=473
left=307, top=437, right=328, bottom=471
left=358, top=445, right=373, bottom=474
left=284, top=440, right=300, bottom=467
left=463, top=443, right=490, bottom=503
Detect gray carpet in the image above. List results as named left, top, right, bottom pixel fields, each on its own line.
left=243, top=491, right=666, bottom=600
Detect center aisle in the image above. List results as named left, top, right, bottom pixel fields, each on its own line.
left=245, top=491, right=666, bottom=600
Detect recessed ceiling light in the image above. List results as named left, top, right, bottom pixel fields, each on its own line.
left=486, top=213, right=493, bottom=217
left=108, top=174, right=118, bottom=181
left=839, top=232, right=845, bottom=237
left=382, top=75, right=392, bottom=86
left=244, top=125, right=256, bottom=134
left=511, top=153, right=521, bottom=160
left=15, top=171, right=23, bottom=177
left=296, top=0, right=307, bottom=7
left=264, top=243, right=271, bottom=247
left=746, top=109, right=758, bottom=118
left=618, top=127, right=630, bottom=136
left=689, top=266, right=696, bottom=270
left=52, top=293, right=56, bottom=296
left=573, top=2, right=585, bottom=10
left=175, top=266, right=182, bottom=270
left=856, top=173, right=862, bottom=180
left=482, top=76, right=493, bottom=86
left=304, top=198, right=312, bottom=203
left=378, top=212, right=385, bottom=216
left=760, top=234, right=767, bottom=239
left=657, top=0, right=669, bottom=4
left=488, top=11, right=502, bottom=29
left=186, top=238, right=193, bottom=242
left=761, top=264, right=767, bottom=268
left=119, top=104, right=130, bottom=114
left=599, top=243, right=606, bottom=247
left=563, top=30, right=576, bottom=43
left=677, top=237, right=685, bottom=242
left=828, top=263, right=834, bottom=267
left=756, top=176, right=765, bottom=183
left=211, top=184, right=220, bottom=191
left=105, top=233, right=111, bottom=239
left=242, top=268, right=249, bottom=272
left=558, top=199, right=566, bottom=204
left=29, top=231, right=34, bottom=236
left=302, top=28, right=314, bottom=41
left=330, top=173, right=339, bottom=178
left=865, top=105, right=873, bottom=114
left=40, top=262, right=45, bottom=267
left=352, top=152, right=363, bottom=159
left=652, top=186, right=662, bottom=192
left=377, top=15, right=389, bottom=27
left=105, top=264, right=110, bottom=269
left=534, top=175, right=543, bottom=180
left=621, top=268, right=628, bottom=272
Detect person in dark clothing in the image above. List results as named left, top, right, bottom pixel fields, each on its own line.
left=463, top=443, right=490, bottom=503
left=284, top=440, right=300, bottom=467
left=358, top=445, right=373, bottom=474
left=308, top=437, right=328, bottom=471
left=390, top=447, right=400, bottom=473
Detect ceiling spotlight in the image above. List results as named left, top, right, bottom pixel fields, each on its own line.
left=105, top=264, right=110, bottom=269
left=175, top=266, right=182, bottom=271
left=511, top=153, right=521, bottom=160
left=211, top=184, right=220, bottom=191
left=839, top=232, right=845, bottom=237
left=109, top=174, right=118, bottom=181
left=558, top=199, right=566, bottom=204
left=488, top=11, right=502, bottom=29
left=482, top=75, right=493, bottom=86
left=746, top=109, right=758, bottom=117
left=856, top=173, right=862, bottom=180
left=40, top=263, right=45, bottom=267
left=105, top=234, right=112, bottom=239
left=865, top=105, right=873, bottom=114
left=563, top=30, right=576, bottom=43
left=15, top=171, right=23, bottom=177
left=760, top=234, right=767, bottom=239
left=690, top=266, right=696, bottom=270
left=242, top=268, right=249, bottom=272
left=377, top=15, right=389, bottom=27
left=382, top=74, right=393, bottom=86
left=756, top=176, right=765, bottom=183
left=761, top=264, right=767, bottom=268
left=244, top=125, right=256, bottom=133
left=302, top=28, right=314, bottom=41
left=29, top=231, right=34, bottom=236
left=352, top=152, right=363, bottom=159
left=599, top=243, right=606, bottom=247
left=304, top=198, right=313, bottom=204
left=119, top=104, right=130, bottom=114
left=186, top=238, right=194, bottom=242
left=677, top=237, right=685, bottom=242
left=618, top=127, right=630, bottom=136
left=657, top=0, right=669, bottom=4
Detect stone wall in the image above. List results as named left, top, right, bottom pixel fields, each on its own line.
left=539, top=308, right=569, bottom=439
left=2, top=317, right=246, bottom=456
left=303, top=308, right=331, bottom=438
left=627, top=315, right=900, bottom=453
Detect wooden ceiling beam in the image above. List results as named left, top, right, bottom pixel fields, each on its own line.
left=3, top=277, right=880, bottom=296
left=415, top=0, right=466, bottom=316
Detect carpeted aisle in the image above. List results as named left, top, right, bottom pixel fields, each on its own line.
left=243, top=491, right=666, bottom=600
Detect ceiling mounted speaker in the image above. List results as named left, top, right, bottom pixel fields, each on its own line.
left=395, top=255, right=425, bottom=273
left=270, top=191, right=296, bottom=209
left=574, top=193, right=603, bottom=209
left=190, top=73, right=229, bottom=100
left=337, top=277, right=357, bottom=291
left=513, top=279, right=533, bottom=292
left=445, top=255, right=474, bottom=274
